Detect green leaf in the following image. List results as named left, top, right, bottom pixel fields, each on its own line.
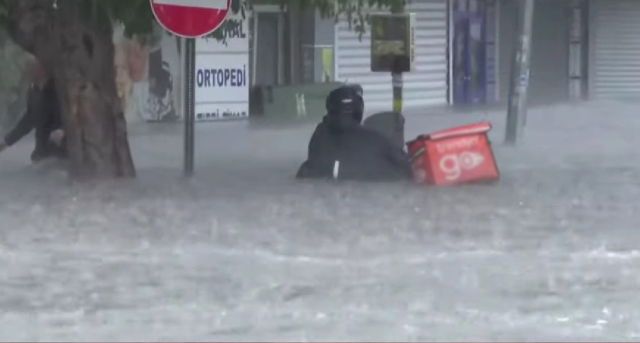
left=0, top=0, right=403, bottom=46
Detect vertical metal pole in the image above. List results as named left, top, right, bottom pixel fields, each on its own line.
left=392, top=5, right=405, bottom=113
left=505, top=0, right=535, bottom=145
left=179, top=37, right=186, bottom=118
left=183, top=38, right=196, bottom=177
left=392, top=71, right=403, bottom=112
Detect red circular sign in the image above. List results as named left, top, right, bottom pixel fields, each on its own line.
left=150, top=0, right=231, bottom=38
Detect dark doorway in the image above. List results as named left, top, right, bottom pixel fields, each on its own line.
left=452, top=0, right=488, bottom=105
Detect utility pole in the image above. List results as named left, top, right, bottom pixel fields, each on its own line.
left=505, top=0, right=535, bottom=145
left=392, top=6, right=404, bottom=113
left=370, top=7, right=412, bottom=114
left=183, top=38, right=196, bottom=177
left=392, top=59, right=404, bottom=113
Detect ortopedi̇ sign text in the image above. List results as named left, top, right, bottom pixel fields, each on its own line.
left=196, top=65, right=247, bottom=88
left=195, top=54, right=248, bottom=103
left=194, top=11, right=249, bottom=122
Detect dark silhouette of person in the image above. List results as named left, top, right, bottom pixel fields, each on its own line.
left=296, top=85, right=412, bottom=181
left=0, top=59, right=66, bottom=162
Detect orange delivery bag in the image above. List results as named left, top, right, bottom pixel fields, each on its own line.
left=406, top=122, right=500, bottom=186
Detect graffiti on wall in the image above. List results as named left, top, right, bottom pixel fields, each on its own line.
left=113, top=23, right=182, bottom=124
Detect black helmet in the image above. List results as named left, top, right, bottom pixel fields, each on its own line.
left=326, top=85, right=364, bottom=125
left=346, top=83, right=363, bottom=98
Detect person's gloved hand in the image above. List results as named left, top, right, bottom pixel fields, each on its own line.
left=49, top=129, right=65, bottom=146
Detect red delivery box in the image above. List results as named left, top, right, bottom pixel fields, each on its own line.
left=407, top=122, right=499, bottom=186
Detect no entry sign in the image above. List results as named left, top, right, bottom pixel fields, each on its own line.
left=151, top=0, right=231, bottom=38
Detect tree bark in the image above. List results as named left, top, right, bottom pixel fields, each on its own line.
left=3, top=0, right=136, bottom=180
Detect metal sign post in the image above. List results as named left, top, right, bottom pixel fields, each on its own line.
left=183, top=38, right=196, bottom=177
left=150, top=0, right=232, bottom=178
left=392, top=65, right=404, bottom=112
left=505, top=0, right=535, bottom=145
left=370, top=13, right=415, bottom=113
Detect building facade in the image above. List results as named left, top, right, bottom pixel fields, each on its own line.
left=247, top=0, right=640, bottom=114
left=327, top=0, right=582, bottom=110
left=334, top=0, right=449, bottom=109
left=495, top=0, right=582, bottom=105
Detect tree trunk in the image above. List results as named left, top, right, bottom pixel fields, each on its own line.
left=4, top=0, right=136, bottom=180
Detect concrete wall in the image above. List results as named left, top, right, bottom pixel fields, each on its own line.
left=113, top=23, right=182, bottom=124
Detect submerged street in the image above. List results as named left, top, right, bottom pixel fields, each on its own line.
left=1, top=102, right=640, bottom=340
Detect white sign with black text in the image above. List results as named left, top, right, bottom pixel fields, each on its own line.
left=195, top=11, right=249, bottom=121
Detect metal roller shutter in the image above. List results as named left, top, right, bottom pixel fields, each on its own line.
left=334, top=0, right=448, bottom=110
left=589, top=0, right=640, bottom=99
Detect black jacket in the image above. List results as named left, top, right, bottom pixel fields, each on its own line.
left=296, top=114, right=413, bottom=181
left=4, top=79, right=66, bottom=161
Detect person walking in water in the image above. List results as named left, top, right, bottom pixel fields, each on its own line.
left=0, top=57, right=66, bottom=164
left=297, top=85, right=412, bottom=181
